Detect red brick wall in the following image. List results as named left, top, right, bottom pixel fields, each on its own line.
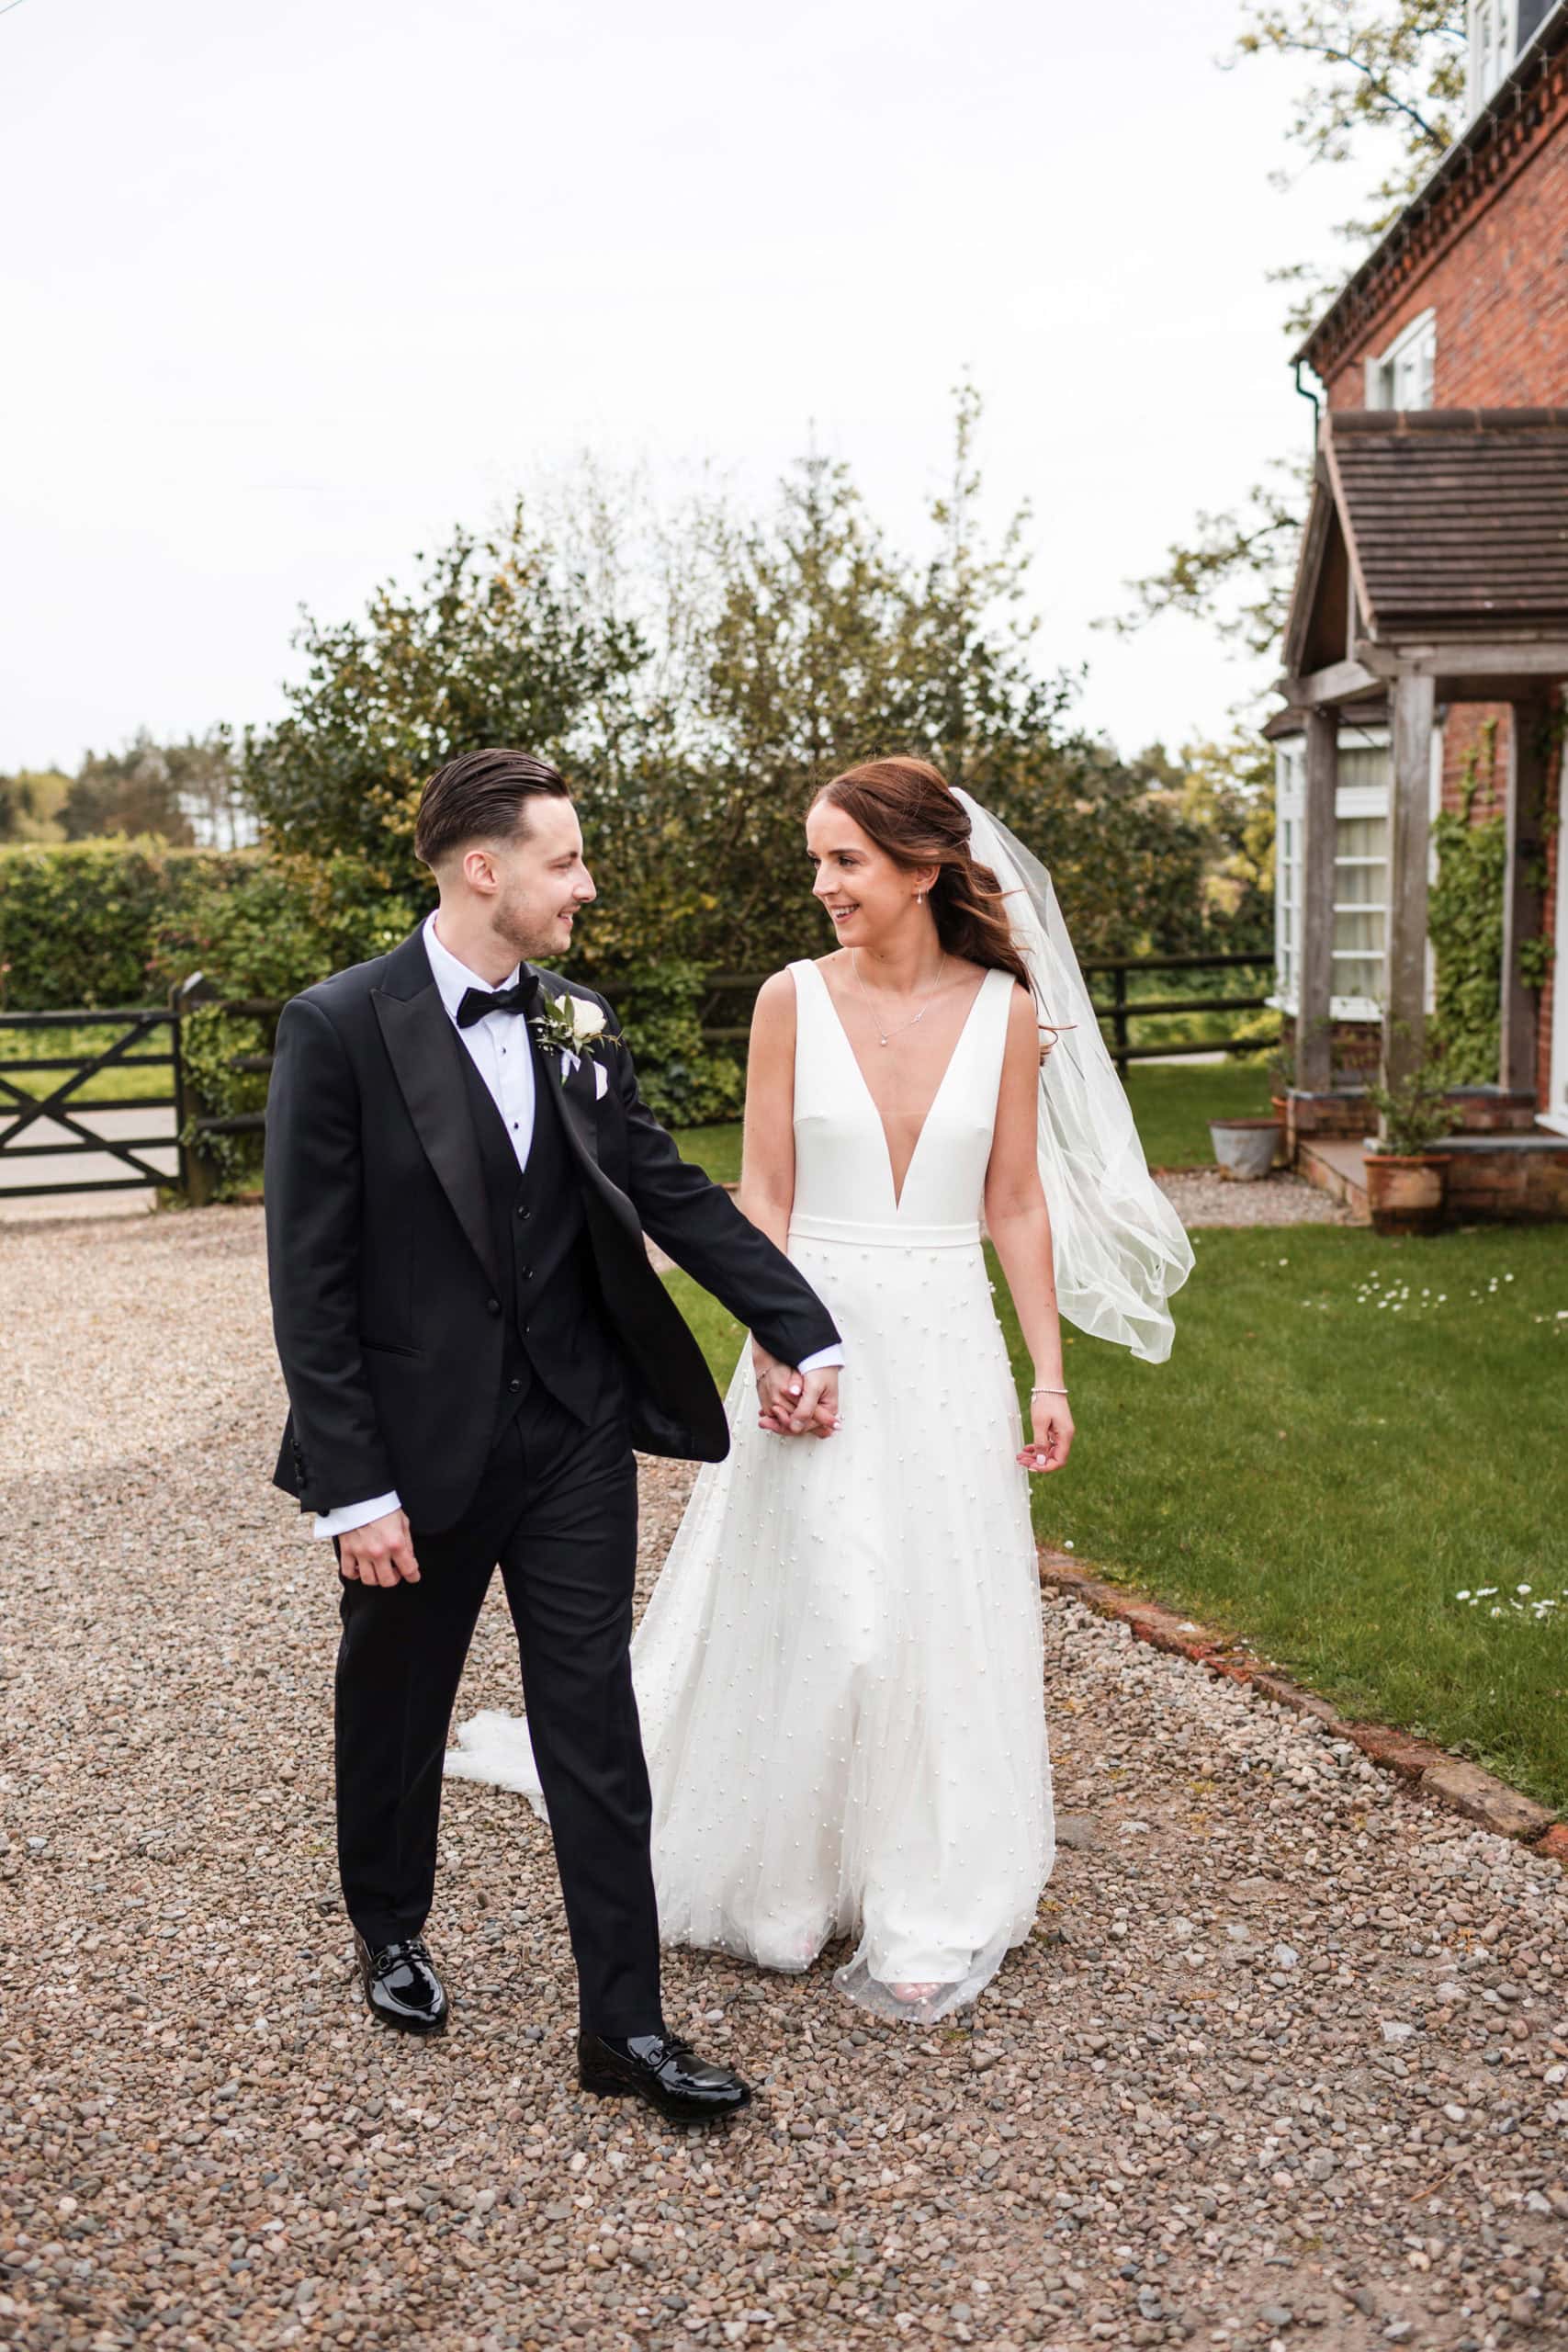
left=1538, top=707, right=1562, bottom=1114
left=1440, top=705, right=1510, bottom=814
left=1319, top=86, right=1568, bottom=406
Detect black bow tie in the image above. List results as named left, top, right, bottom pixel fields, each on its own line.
left=455, top=976, right=540, bottom=1030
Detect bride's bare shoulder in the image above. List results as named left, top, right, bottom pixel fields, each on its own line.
left=751, top=966, right=804, bottom=1034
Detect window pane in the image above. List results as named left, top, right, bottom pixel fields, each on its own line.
left=1336, top=909, right=1384, bottom=957
left=1335, top=958, right=1382, bottom=1004
left=1338, top=742, right=1392, bottom=793
left=1338, top=813, right=1389, bottom=862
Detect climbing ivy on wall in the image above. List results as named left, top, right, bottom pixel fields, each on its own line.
left=1428, top=722, right=1507, bottom=1086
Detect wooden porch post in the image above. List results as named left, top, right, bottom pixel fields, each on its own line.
left=1500, top=699, right=1550, bottom=1095
left=1297, top=707, right=1338, bottom=1092
left=1382, top=670, right=1437, bottom=1093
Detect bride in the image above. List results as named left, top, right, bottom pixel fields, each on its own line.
left=448, top=757, right=1192, bottom=2022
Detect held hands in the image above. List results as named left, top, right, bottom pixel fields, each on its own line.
left=338, top=1508, right=422, bottom=1586
left=1018, top=1390, right=1075, bottom=1476
left=752, top=1344, right=840, bottom=1440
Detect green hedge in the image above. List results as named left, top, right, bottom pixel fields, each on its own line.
left=0, top=841, right=744, bottom=1196
left=608, top=961, right=743, bottom=1128
left=0, top=840, right=258, bottom=1010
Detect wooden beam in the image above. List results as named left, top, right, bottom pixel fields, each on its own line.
left=1282, top=469, right=1336, bottom=680
left=1382, top=672, right=1437, bottom=1099
left=1298, top=708, right=1337, bottom=1093
left=1281, top=656, right=1382, bottom=708
left=1356, top=639, right=1568, bottom=681
left=1501, top=702, right=1551, bottom=1094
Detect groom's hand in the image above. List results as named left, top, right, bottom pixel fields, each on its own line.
left=787, top=1364, right=840, bottom=1439
left=339, top=1509, right=421, bottom=1587
left=753, top=1350, right=839, bottom=1439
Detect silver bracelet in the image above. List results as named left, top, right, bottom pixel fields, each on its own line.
left=1031, top=1384, right=1069, bottom=1396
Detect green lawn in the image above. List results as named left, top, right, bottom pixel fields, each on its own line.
left=671, top=1061, right=1273, bottom=1187
left=1116, top=1060, right=1274, bottom=1168
left=0, top=1021, right=175, bottom=1106
left=665, top=1224, right=1568, bottom=1814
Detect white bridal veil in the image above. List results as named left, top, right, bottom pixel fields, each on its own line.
left=954, top=788, right=1195, bottom=1364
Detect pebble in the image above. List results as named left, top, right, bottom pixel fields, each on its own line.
left=1, top=1205, right=1564, bottom=2352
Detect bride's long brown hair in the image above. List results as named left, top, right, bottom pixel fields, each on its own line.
left=812, top=757, right=1032, bottom=994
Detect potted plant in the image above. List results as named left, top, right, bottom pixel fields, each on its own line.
left=1362, top=1052, right=1453, bottom=1237
left=1266, top=1034, right=1295, bottom=1134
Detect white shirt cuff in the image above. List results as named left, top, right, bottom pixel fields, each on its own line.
left=313, top=1490, right=401, bottom=1541
left=796, top=1345, right=845, bottom=1374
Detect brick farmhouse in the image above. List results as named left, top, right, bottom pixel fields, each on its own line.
left=1270, top=0, right=1568, bottom=1222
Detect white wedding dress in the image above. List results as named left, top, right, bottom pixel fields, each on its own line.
left=447, top=956, right=1055, bottom=2022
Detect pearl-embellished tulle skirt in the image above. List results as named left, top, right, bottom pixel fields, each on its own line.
left=448, top=1221, right=1055, bottom=2025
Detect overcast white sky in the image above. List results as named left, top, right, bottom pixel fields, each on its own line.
left=1, top=0, right=1359, bottom=775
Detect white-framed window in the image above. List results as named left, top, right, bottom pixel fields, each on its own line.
left=1275, top=739, right=1304, bottom=1006
left=1366, top=309, right=1437, bottom=410
left=1464, top=0, right=1548, bottom=117
left=1471, top=0, right=1508, bottom=113
left=1272, top=728, right=1393, bottom=1022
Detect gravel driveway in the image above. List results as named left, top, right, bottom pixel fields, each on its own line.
left=2, top=1206, right=1563, bottom=2352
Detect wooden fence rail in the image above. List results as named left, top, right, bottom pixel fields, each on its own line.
left=0, top=949, right=1277, bottom=1203
left=703, top=950, right=1275, bottom=1079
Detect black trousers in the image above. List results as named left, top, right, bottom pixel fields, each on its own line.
left=333, top=1382, right=660, bottom=2036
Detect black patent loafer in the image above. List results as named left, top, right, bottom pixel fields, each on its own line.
left=355, top=1931, right=449, bottom=2035
left=578, top=2031, right=750, bottom=2122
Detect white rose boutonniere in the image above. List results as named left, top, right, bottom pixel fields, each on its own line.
left=530, top=989, right=618, bottom=1080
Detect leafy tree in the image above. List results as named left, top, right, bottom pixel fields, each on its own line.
left=1166, top=732, right=1277, bottom=938
left=163, top=729, right=253, bottom=849
left=243, top=510, right=650, bottom=875
left=1105, top=458, right=1311, bottom=661
left=243, top=395, right=1233, bottom=985
left=580, top=390, right=1219, bottom=970
left=1237, top=2, right=1464, bottom=330
left=0, top=767, right=71, bottom=843
left=2, top=736, right=247, bottom=848
left=63, top=731, right=196, bottom=843
left=1109, top=3, right=1465, bottom=651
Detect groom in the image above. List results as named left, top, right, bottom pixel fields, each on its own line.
left=265, top=747, right=842, bottom=2122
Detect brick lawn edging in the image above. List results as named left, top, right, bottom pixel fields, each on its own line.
left=1037, top=1547, right=1567, bottom=1863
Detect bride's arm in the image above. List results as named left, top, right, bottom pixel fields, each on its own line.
left=737, top=971, right=835, bottom=1436
left=737, top=970, right=796, bottom=1253
left=985, top=986, right=1075, bottom=1475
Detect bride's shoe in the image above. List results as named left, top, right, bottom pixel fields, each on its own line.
left=888, top=1981, right=944, bottom=2007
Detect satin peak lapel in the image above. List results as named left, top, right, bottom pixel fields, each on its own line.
left=372, top=983, right=501, bottom=1290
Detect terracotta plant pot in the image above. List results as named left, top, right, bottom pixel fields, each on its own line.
left=1270, top=1093, right=1291, bottom=1156
left=1364, top=1151, right=1450, bottom=1237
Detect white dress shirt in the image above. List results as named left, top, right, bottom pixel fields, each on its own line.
left=315, top=913, right=841, bottom=1539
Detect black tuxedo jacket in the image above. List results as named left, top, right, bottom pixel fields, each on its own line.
left=264, top=926, right=839, bottom=1531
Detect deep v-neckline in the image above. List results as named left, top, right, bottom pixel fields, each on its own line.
left=809, top=959, right=993, bottom=1213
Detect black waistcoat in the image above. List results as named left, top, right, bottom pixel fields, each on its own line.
left=455, top=1034, right=614, bottom=1436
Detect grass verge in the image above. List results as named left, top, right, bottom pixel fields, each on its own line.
left=0, top=1022, right=175, bottom=1106
left=664, top=1223, right=1568, bottom=1814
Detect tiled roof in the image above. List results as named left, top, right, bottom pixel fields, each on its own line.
left=1325, top=409, right=1568, bottom=639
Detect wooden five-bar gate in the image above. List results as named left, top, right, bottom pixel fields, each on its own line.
left=0, top=1005, right=183, bottom=1201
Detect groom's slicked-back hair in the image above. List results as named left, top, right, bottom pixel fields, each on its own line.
left=414, top=748, right=570, bottom=870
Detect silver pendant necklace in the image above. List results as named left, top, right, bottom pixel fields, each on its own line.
left=850, top=949, right=949, bottom=1046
